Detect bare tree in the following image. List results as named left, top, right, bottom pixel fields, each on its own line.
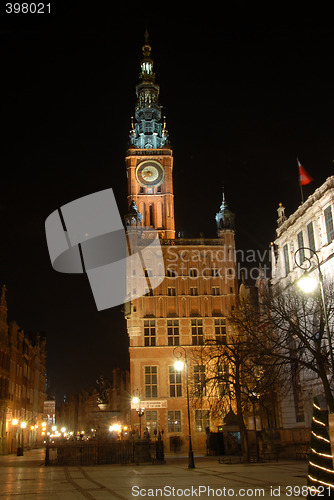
left=231, top=279, right=334, bottom=413
left=189, top=315, right=283, bottom=462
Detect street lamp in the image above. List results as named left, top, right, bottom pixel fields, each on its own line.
left=173, top=346, right=195, bottom=469
left=136, top=407, right=145, bottom=439
left=132, top=397, right=145, bottom=438
left=294, top=246, right=334, bottom=373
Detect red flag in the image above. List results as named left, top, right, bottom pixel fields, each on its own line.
left=298, top=159, right=313, bottom=186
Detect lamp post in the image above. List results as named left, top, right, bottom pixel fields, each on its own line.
left=132, top=397, right=145, bottom=439
left=136, top=407, right=145, bottom=439
left=173, top=346, right=195, bottom=469
left=294, top=247, right=334, bottom=374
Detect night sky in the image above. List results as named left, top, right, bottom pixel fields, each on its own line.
left=1, top=4, right=333, bottom=403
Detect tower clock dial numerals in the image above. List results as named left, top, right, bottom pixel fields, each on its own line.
left=136, top=160, right=165, bottom=187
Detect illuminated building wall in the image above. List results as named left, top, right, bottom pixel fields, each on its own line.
left=125, top=35, right=238, bottom=453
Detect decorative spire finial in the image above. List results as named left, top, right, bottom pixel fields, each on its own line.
left=142, top=29, right=151, bottom=58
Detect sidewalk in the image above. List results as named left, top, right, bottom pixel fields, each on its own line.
left=0, top=448, right=45, bottom=467
left=0, top=449, right=309, bottom=499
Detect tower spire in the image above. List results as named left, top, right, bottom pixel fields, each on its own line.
left=215, top=189, right=235, bottom=236
left=129, top=32, right=169, bottom=149
left=125, top=32, right=175, bottom=239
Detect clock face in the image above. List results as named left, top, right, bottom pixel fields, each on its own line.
left=136, top=160, right=165, bottom=187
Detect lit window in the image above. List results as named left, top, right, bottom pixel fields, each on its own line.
left=283, top=244, right=290, bottom=275
left=307, top=222, right=316, bottom=252
left=297, top=231, right=305, bottom=264
left=169, top=367, right=182, bottom=397
left=194, top=365, right=206, bottom=396
left=324, top=206, right=334, bottom=244
left=144, top=320, right=156, bottom=346
left=145, top=366, right=158, bottom=398
left=167, top=320, right=179, bottom=346
left=215, top=318, right=226, bottom=344
left=168, top=411, right=181, bottom=432
left=145, top=410, right=158, bottom=436
left=195, top=410, right=210, bottom=432
left=191, top=319, right=203, bottom=345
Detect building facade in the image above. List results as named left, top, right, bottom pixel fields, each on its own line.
left=125, top=35, right=238, bottom=453
left=271, top=176, right=334, bottom=429
left=0, top=285, right=46, bottom=454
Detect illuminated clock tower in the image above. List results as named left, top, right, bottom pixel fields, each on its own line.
left=126, top=32, right=175, bottom=240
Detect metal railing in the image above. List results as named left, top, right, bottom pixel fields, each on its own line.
left=45, top=439, right=164, bottom=466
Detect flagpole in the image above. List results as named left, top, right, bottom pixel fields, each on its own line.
left=300, top=183, right=304, bottom=204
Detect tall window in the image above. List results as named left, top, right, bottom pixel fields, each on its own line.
left=195, top=410, right=210, bottom=432
left=283, top=244, right=290, bottom=275
left=168, top=410, right=181, bottom=432
left=190, top=287, right=198, bottom=296
left=145, top=366, right=157, bottom=398
left=324, top=206, right=334, bottom=244
left=169, top=366, right=182, bottom=397
left=212, top=286, right=220, bottom=296
left=167, top=320, right=179, bottom=346
left=145, top=410, right=158, bottom=436
left=191, top=319, right=203, bottom=345
left=144, top=320, right=156, bottom=346
left=168, top=287, right=176, bottom=296
left=307, top=221, right=316, bottom=252
left=297, top=231, right=305, bottom=264
left=194, top=365, right=206, bottom=396
left=149, top=205, right=154, bottom=226
left=215, top=318, right=227, bottom=344
left=189, top=268, right=198, bottom=277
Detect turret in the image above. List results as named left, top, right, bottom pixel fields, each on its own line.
left=215, top=191, right=235, bottom=237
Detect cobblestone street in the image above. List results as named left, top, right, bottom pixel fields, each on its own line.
left=0, top=449, right=309, bottom=499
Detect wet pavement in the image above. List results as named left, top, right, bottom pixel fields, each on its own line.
left=0, top=449, right=309, bottom=499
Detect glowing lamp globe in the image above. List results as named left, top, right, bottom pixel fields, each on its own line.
left=297, top=273, right=318, bottom=293
left=174, top=360, right=184, bottom=372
